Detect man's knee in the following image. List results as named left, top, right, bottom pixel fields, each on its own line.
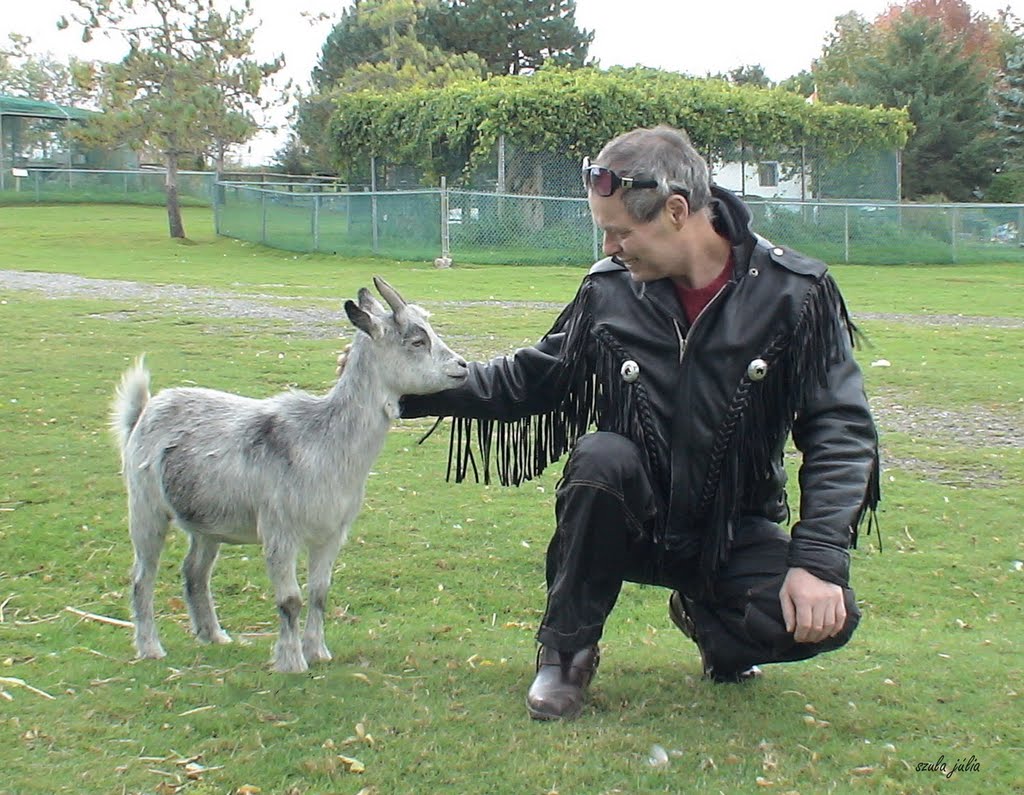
left=563, top=432, right=645, bottom=488
left=743, top=584, right=860, bottom=662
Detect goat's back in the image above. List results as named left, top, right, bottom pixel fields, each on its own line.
left=121, top=380, right=380, bottom=541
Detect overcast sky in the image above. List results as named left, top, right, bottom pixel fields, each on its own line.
left=4, top=0, right=1022, bottom=163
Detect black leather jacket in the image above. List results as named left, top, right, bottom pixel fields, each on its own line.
left=403, top=187, right=879, bottom=590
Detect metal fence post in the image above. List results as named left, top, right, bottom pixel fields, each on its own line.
left=497, top=135, right=506, bottom=194
left=213, top=181, right=221, bottom=235
left=313, top=193, right=321, bottom=251
left=951, top=206, right=959, bottom=264
left=260, top=190, right=267, bottom=245
left=844, top=205, right=850, bottom=264
left=371, top=155, right=379, bottom=254
left=592, top=216, right=601, bottom=262
left=440, top=176, right=450, bottom=261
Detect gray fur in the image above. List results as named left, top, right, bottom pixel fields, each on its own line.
left=111, top=277, right=467, bottom=673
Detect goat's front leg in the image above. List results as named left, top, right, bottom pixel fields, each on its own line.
left=182, top=532, right=231, bottom=645
left=302, top=530, right=347, bottom=665
left=263, top=530, right=307, bottom=673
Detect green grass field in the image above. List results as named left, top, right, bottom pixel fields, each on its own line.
left=0, top=205, right=1021, bottom=794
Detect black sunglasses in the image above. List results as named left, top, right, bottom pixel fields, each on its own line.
left=582, top=157, right=658, bottom=197
left=581, top=158, right=691, bottom=204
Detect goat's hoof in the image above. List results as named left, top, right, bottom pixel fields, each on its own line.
left=303, top=643, right=332, bottom=665
left=198, top=630, right=232, bottom=645
left=136, top=645, right=167, bottom=660
left=273, top=658, right=309, bottom=674
left=273, top=646, right=309, bottom=673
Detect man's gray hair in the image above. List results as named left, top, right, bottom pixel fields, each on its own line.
left=595, top=125, right=712, bottom=223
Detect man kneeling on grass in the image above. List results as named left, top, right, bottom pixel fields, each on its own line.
left=364, top=125, right=879, bottom=720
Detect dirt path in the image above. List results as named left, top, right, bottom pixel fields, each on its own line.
left=2, top=269, right=1021, bottom=457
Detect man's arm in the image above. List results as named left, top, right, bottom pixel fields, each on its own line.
left=399, top=331, right=568, bottom=421
left=784, top=331, right=878, bottom=640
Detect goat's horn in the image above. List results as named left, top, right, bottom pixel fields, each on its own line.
left=373, top=276, right=407, bottom=316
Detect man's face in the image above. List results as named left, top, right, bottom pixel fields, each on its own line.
left=588, top=191, right=680, bottom=282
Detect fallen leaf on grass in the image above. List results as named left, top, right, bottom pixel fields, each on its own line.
left=338, top=754, right=366, bottom=774
left=235, top=788, right=261, bottom=795
left=341, top=721, right=375, bottom=748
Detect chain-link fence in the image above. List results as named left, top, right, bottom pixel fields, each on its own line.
left=0, top=168, right=345, bottom=206
left=5, top=164, right=1024, bottom=265
left=215, top=181, right=1024, bottom=266
left=0, top=168, right=214, bottom=205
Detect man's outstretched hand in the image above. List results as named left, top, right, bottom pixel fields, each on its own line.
left=336, top=343, right=352, bottom=377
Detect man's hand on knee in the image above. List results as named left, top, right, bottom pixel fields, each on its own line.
left=779, top=567, right=847, bottom=644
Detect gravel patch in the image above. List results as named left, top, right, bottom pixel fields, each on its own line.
left=3, top=268, right=1021, bottom=470
left=857, top=311, right=1024, bottom=329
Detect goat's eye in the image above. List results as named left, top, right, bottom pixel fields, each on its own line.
left=410, top=336, right=427, bottom=348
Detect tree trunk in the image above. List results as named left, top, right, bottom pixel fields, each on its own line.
left=165, top=152, right=186, bottom=239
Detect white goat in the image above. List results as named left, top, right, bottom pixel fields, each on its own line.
left=111, top=277, right=467, bottom=673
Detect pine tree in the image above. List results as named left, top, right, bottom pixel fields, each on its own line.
left=816, top=12, right=998, bottom=200
left=60, top=0, right=283, bottom=238
left=422, top=0, right=592, bottom=75
left=994, top=42, right=1024, bottom=169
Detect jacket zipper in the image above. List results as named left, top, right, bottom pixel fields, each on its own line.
left=674, top=281, right=733, bottom=364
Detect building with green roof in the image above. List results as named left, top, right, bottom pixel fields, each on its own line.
left=0, top=94, right=135, bottom=190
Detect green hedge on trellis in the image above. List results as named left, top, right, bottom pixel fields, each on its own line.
left=328, top=67, right=913, bottom=182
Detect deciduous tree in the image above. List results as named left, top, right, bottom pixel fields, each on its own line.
left=0, top=33, right=97, bottom=106
left=296, top=0, right=486, bottom=173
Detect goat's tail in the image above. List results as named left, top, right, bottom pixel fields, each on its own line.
left=111, top=356, right=151, bottom=456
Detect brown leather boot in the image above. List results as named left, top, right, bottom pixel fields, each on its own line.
left=526, top=644, right=600, bottom=721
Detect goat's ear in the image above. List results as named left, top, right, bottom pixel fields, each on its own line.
left=357, top=287, right=388, bottom=317
left=345, top=299, right=383, bottom=339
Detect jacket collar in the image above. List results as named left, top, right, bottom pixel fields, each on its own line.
left=708, top=184, right=757, bottom=278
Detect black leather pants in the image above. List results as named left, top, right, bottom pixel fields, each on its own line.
left=536, top=432, right=860, bottom=673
